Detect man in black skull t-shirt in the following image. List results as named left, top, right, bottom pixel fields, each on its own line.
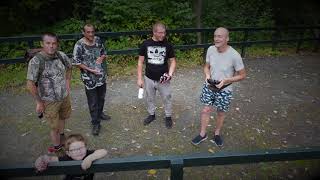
left=137, top=22, right=177, bottom=128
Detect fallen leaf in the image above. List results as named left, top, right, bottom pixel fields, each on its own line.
left=21, top=132, right=30, bottom=137
left=208, top=148, right=215, bottom=153
left=148, top=169, right=157, bottom=175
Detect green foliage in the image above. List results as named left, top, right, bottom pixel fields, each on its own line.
left=89, top=0, right=193, bottom=32
left=202, top=0, right=274, bottom=28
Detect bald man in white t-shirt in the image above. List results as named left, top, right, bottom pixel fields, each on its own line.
left=192, top=27, right=246, bottom=146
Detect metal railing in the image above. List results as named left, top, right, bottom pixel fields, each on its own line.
left=1, top=147, right=320, bottom=179
left=0, top=26, right=319, bottom=64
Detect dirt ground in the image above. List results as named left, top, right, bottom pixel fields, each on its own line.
left=0, top=54, right=320, bottom=179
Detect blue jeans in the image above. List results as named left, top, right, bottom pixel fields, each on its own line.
left=85, top=83, right=106, bottom=125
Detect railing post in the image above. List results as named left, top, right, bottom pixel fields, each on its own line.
left=170, top=158, right=184, bottom=180
left=296, top=29, right=305, bottom=53
left=312, top=27, right=319, bottom=52
left=272, top=27, right=280, bottom=51
left=241, top=29, right=249, bottom=57
left=27, top=40, right=34, bottom=49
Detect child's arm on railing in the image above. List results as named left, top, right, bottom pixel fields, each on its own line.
left=81, top=149, right=108, bottom=170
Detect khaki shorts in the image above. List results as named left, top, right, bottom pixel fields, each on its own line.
left=44, top=94, right=71, bottom=130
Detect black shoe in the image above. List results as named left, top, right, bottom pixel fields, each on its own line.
left=143, top=115, right=155, bottom=126
left=165, top=117, right=173, bottom=129
left=100, top=113, right=111, bottom=121
left=92, top=124, right=101, bottom=136
left=191, top=134, right=208, bottom=145
left=210, top=135, right=223, bottom=146
left=60, top=133, right=66, bottom=145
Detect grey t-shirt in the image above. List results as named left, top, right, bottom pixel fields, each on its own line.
left=206, top=45, right=244, bottom=92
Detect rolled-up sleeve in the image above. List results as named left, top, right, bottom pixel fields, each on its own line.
left=73, top=42, right=82, bottom=65
left=26, top=57, right=40, bottom=82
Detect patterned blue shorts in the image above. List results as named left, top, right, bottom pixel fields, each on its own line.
left=200, top=84, right=233, bottom=112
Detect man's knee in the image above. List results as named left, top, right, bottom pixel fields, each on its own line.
left=201, top=106, right=213, bottom=115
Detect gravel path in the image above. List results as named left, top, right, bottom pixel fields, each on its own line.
left=1, top=54, right=320, bottom=179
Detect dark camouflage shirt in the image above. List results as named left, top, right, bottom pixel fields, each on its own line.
left=27, top=51, right=72, bottom=102
left=73, top=36, right=107, bottom=90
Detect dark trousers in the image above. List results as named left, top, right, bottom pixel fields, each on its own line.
left=85, top=83, right=106, bottom=125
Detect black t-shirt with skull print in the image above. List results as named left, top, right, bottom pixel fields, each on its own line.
left=139, top=39, right=175, bottom=81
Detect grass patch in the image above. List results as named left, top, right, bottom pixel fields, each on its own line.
left=0, top=46, right=318, bottom=92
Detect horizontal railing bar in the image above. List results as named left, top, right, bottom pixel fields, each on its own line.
left=1, top=26, right=319, bottom=43
left=183, top=146, right=320, bottom=167
left=1, top=37, right=318, bottom=64
left=1, top=147, right=319, bottom=178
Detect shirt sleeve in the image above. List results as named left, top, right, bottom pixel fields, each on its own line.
left=167, top=43, right=175, bottom=59
left=138, top=41, right=146, bottom=56
left=205, top=46, right=213, bottom=64
left=58, top=155, right=72, bottom=161
left=233, top=51, right=245, bottom=71
left=101, top=43, right=107, bottom=56
left=73, top=41, right=83, bottom=65
left=26, top=57, right=40, bottom=82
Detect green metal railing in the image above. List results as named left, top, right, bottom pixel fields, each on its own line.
left=1, top=147, right=320, bottom=179
left=0, top=26, right=319, bottom=64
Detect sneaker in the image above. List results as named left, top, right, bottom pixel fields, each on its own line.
left=143, top=115, right=155, bottom=126
left=47, top=144, right=63, bottom=153
left=165, top=117, right=173, bottom=129
left=92, top=124, right=101, bottom=136
left=191, top=134, right=208, bottom=145
left=100, top=113, right=111, bottom=121
left=210, top=135, right=223, bottom=146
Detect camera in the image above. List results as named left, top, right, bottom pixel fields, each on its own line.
left=207, top=79, right=220, bottom=85
left=38, top=112, right=43, bottom=119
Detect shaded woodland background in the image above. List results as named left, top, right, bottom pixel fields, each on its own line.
left=0, top=0, right=319, bottom=36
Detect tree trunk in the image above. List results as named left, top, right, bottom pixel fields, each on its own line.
left=195, top=0, right=203, bottom=44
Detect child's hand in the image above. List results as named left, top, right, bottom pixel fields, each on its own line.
left=35, top=155, right=49, bottom=172
left=81, top=157, right=93, bottom=170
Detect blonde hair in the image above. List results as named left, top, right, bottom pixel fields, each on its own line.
left=152, top=22, right=166, bottom=33
left=64, top=134, right=86, bottom=151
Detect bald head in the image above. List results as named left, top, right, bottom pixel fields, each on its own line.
left=214, top=27, right=229, bottom=38
left=213, top=27, right=229, bottom=51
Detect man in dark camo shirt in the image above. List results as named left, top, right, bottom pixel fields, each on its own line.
left=73, top=24, right=110, bottom=136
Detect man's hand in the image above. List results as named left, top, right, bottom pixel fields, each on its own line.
left=137, top=78, right=144, bottom=88
left=81, top=157, right=93, bottom=170
left=160, top=73, right=172, bottom=83
left=216, top=79, right=231, bottom=89
left=96, top=55, right=106, bottom=64
left=35, top=155, right=49, bottom=172
left=36, top=101, right=45, bottom=114
left=90, top=68, right=102, bottom=75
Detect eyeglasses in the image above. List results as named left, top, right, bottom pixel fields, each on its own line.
left=67, top=146, right=86, bottom=154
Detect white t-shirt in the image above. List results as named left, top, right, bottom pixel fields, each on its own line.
left=206, top=45, right=244, bottom=92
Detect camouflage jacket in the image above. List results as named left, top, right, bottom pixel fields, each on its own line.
left=27, top=51, right=72, bottom=102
